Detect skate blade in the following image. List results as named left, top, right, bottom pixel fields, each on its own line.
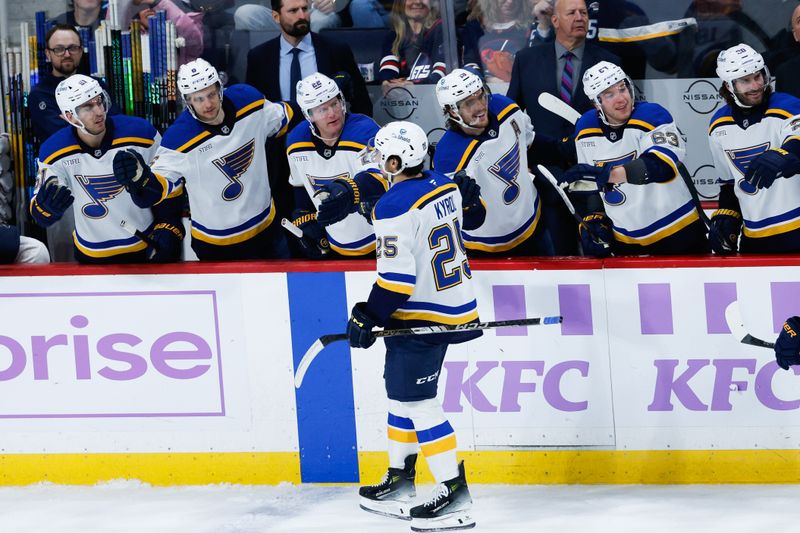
left=359, top=497, right=412, bottom=521
left=410, top=510, right=475, bottom=532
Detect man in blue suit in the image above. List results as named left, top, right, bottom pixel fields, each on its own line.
left=507, top=0, right=618, bottom=255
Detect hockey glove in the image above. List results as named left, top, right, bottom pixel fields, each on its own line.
left=147, top=222, right=185, bottom=263
left=557, top=134, right=577, bottom=167
left=775, top=316, right=800, bottom=370
left=112, top=149, right=162, bottom=207
left=453, top=171, right=481, bottom=211
left=744, top=148, right=800, bottom=189
left=290, top=208, right=330, bottom=259
left=561, top=163, right=612, bottom=189
left=348, top=302, right=377, bottom=349
left=579, top=212, right=613, bottom=258
left=708, top=209, right=741, bottom=255
left=31, top=177, right=74, bottom=227
left=316, top=178, right=359, bottom=226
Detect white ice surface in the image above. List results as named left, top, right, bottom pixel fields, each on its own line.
left=1, top=481, right=799, bottom=533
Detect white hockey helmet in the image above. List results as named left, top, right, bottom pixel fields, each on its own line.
left=373, top=121, right=428, bottom=178
left=582, top=61, right=634, bottom=125
left=55, top=74, right=110, bottom=133
left=716, top=43, right=770, bottom=108
left=296, top=72, right=344, bottom=122
left=435, top=68, right=486, bottom=129
left=177, top=58, right=223, bottom=117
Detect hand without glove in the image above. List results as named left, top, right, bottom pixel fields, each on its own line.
left=147, top=222, right=184, bottom=263
left=316, top=178, right=359, bottom=226
left=579, top=212, right=613, bottom=258
left=290, top=208, right=330, bottom=259
left=561, top=163, right=612, bottom=188
left=453, top=170, right=481, bottom=211
left=348, top=302, right=377, bottom=349
left=708, top=209, right=741, bottom=255
left=745, top=148, right=800, bottom=189
left=775, top=316, right=800, bottom=370
left=32, top=177, right=74, bottom=226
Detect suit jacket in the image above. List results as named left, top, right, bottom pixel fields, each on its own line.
left=775, top=56, right=800, bottom=101
left=246, top=31, right=372, bottom=118
left=507, top=41, right=620, bottom=140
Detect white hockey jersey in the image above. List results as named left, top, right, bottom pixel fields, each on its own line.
left=34, top=115, right=161, bottom=258
left=433, top=94, right=540, bottom=252
left=708, top=92, right=800, bottom=239
left=151, top=84, right=291, bottom=246
left=369, top=170, right=480, bottom=344
left=574, top=101, right=697, bottom=246
left=286, top=113, right=385, bottom=255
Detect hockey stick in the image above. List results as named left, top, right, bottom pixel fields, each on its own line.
left=295, top=315, right=563, bottom=388
left=538, top=92, right=581, bottom=125
left=536, top=164, right=610, bottom=249
left=280, top=217, right=303, bottom=239
left=724, top=301, right=775, bottom=349
left=676, top=162, right=733, bottom=253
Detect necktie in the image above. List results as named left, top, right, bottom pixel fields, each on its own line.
left=289, top=48, right=302, bottom=102
left=560, top=51, right=574, bottom=104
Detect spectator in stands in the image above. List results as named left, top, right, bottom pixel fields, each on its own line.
left=29, top=25, right=120, bottom=143
left=461, top=0, right=533, bottom=83
left=51, top=0, right=108, bottom=33
left=378, top=0, right=445, bottom=93
left=774, top=4, right=800, bottom=99
left=507, top=0, right=618, bottom=255
left=235, top=0, right=390, bottom=32
left=133, top=0, right=205, bottom=64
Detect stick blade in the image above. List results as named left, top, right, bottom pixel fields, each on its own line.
left=724, top=301, right=748, bottom=343
left=537, top=91, right=582, bottom=124
left=294, top=339, right=325, bottom=389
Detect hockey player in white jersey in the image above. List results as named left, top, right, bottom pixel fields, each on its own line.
left=433, top=68, right=576, bottom=257
left=285, top=73, right=387, bottom=258
left=349, top=122, right=483, bottom=532
left=112, top=58, right=292, bottom=260
left=561, top=61, right=708, bottom=256
left=31, top=74, right=184, bottom=264
left=707, top=43, right=800, bottom=254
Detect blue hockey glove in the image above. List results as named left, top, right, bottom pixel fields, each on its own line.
left=147, top=222, right=184, bottom=263
left=316, top=178, right=359, bottom=226
left=775, top=316, right=800, bottom=370
left=348, top=302, right=377, bottom=349
left=112, top=149, right=162, bottom=207
left=561, top=163, right=612, bottom=188
left=453, top=170, right=481, bottom=211
left=31, top=177, right=74, bottom=227
left=744, top=148, right=800, bottom=189
left=290, top=209, right=330, bottom=259
left=708, top=209, right=741, bottom=255
left=579, top=212, right=613, bottom=258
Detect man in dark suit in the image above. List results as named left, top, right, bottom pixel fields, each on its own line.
left=775, top=4, right=800, bottom=99
left=507, top=0, right=619, bottom=255
left=245, top=0, right=372, bottom=237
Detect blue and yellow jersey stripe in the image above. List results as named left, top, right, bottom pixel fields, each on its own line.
left=743, top=205, right=800, bottom=238
left=190, top=201, right=276, bottom=245
left=612, top=200, right=699, bottom=246
left=73, top=231, right=149, bottom=258
left=391, top=299, right=479, bottom=324
left=377, top=271, right=416, bottom=296
left=464, top=196, right=541, bottom=252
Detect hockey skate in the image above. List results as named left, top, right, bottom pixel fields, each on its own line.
left=409, top=461, right=475, bottom=532
left=359, top=453, right=417, bottom=520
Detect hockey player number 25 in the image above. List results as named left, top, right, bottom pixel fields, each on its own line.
left=429, top=219, right=471, bottom=290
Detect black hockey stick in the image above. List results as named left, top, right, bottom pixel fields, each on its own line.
left=724, top=301, right=775, bottom=349
left=536, top=165, right=610, bottom=250
left=294, top=315, right=563, bottom=388
left=676, top=162, right=734, bottom=253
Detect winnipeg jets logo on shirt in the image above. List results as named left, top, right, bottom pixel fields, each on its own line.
left=75, top=174, right=125, bottom=218
left=213, top=138, right=256, bottom=201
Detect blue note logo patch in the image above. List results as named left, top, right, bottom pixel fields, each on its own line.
left=213, top=138, right=256, bottom=201
left=75, top=174, right=125, bottom=218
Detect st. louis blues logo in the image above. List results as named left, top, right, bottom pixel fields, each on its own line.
left=725, top=142, right=769, bottom=195
left=596, top=152, right=636, bottom=206
left=213, top=138, right=256, bottom=201
left=75, top=174, right=125, bottom=218
left=488, top=141, right=521, bottom=204
left=308, top=172, right=350, bottom=191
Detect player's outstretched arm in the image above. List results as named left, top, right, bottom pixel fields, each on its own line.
left=112, top=149, right=168, bottom=208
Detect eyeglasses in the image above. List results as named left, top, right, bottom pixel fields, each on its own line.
left=47, top=45, right=82, bottom=56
